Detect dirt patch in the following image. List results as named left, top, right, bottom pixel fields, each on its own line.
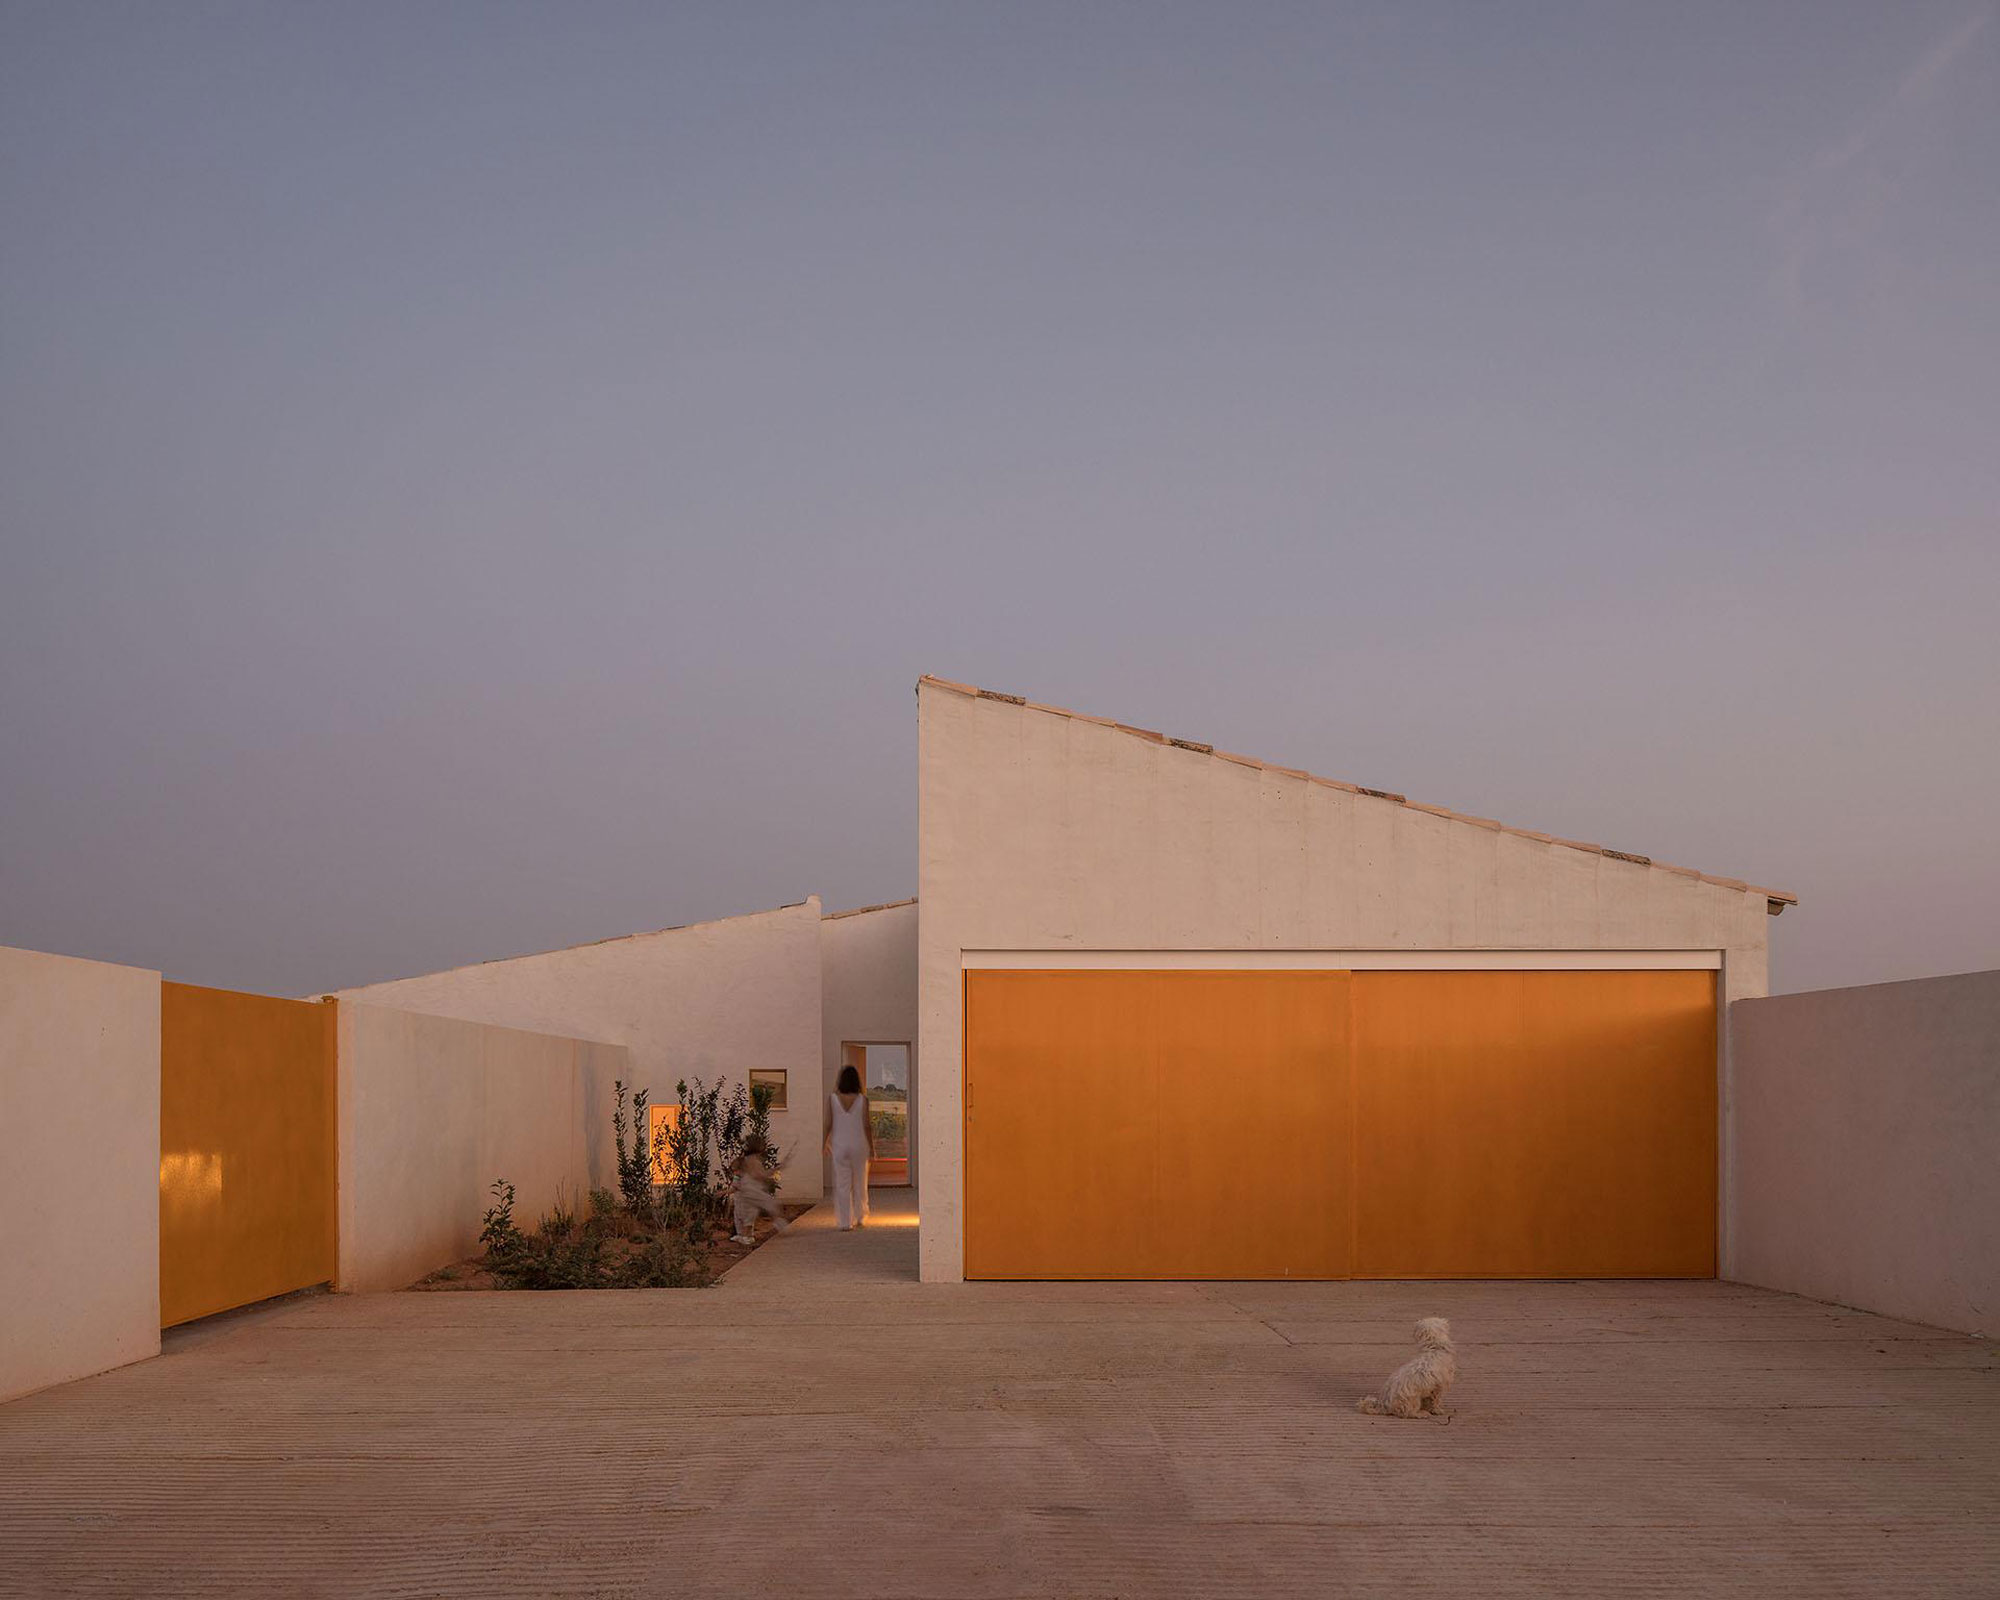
left=408, top=1203, right=816, bottom=1292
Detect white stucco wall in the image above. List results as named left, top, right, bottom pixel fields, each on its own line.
left=1730, top=970, right=1999, bottom=1335
left=915, top=679, right=1783, bottom=1282
left=820, top=900, right=920, bottom=1187
left=330, top=899, right=826, bottom=1200
left=1, top=946, right=162, bottom=1401
left=337, top=1001, right=632, bottom=1293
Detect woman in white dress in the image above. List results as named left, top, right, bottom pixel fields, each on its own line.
left=823, top=1064, right=875, bottom=1230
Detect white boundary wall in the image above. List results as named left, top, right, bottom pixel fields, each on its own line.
left=1, top=947, right=162, bottom=1401
left=820, top=901, right=920, bottom=1188
left=916, top=681, right=1778, bottom=1282
left=337, top=1001, right=631, bottom=1293
left=1731, top=970, right=1999, bottom=1335
left=331, top=899, right=826, bottom=1200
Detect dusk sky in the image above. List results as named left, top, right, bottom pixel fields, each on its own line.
left=3, top=3, right=1995, bottom=999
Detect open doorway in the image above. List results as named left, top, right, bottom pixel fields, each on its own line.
left=839, top=1041, right=912, bottom=1187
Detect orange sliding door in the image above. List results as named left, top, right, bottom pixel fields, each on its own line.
left=963, top=965, right=1716, bottom=1280
left=964, top=969, right=1352, bottom=1279
left=1350, top=969, right=1717, bottom=1278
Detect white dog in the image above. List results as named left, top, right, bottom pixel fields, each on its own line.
left=1356, top=1317, right=1456, bottom=1418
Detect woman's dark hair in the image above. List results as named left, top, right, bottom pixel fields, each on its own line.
left=836, top=1065, right=862, bottom=1095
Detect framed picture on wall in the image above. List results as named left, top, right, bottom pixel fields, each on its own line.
left=748, top=1069, right=787, bottom=1110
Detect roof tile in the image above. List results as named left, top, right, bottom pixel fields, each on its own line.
left=823, top=897, right=918, bottom=920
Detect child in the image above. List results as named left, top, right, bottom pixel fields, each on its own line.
left=726, top=1135, right=790, bottom=1245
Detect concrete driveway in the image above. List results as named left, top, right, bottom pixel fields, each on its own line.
left=3, top=1189, right=1995, bottom=1598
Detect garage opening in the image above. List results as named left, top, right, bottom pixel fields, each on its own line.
left=963, top=966, right=1716, bottom=1280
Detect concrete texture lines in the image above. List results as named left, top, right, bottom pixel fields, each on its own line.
left=1, top=1190, right=1996, bottom=1599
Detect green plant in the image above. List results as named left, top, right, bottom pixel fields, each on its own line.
left=474, top=1177, right=712, bottom=1290
left=480, top=1180, right=523, bottom=1258
left=716, top=1081, right=748, bottom=1177
left=870, top=1105, right=906, bottom=1144
left=622, top=1197, right=709, bottom=1286
left=611, top=1080, right=655, bottom=1220
left=538, top=1182, right=578, bottom=1241
left=472, top=1072, right=791, bottom=1294
left=651, top=1076, right=784, bottom=1223
left=503, top=1228, right=585, bottom=1288
left=657, top=1077, right=718, bottom=1215
left=748, top=1080, right=780, bottom=1185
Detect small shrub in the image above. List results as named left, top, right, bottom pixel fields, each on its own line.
left=748, top=1079, right=777, bottom=1155
left=475, top=1180, right=711, bottom=1291
left=513, top=1223, right=603, bottom=1290
left=654, top=1076, right=784, bottom=1228
left=657, top=1077, right=719, bottom=1216
left=480, top=1181, right=523, bottom=1258
left=611, top=1080, right=656, bottom=1220
left=538, top=1183, right=578, bottom=1241
left=750, top=1082, right=780, bottom=1196
left=475, top=1072, right=789, bottom=1292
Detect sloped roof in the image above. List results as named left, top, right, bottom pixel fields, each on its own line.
left=327, top=897, right=823, bottom=995
left=919, top=676, right=1796, bottom=913
left=823, top=897, right=917, bottom=921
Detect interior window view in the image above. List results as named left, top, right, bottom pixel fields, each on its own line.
left=840, top=1041, right=910, bottom=1186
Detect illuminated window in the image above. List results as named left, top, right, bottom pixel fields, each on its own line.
left=648, top=1101, right=682, bottom=1184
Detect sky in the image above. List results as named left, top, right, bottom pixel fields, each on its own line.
left=3, top=2, right=1996, bottom=999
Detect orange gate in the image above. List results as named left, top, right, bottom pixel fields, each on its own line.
left=159, top=983, right=338, bottom=1326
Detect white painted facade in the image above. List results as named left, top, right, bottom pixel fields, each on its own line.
left=0, top=680, right=1823, bottom=1358
left=915, top=678, right=1782, bottom=1283
left=819, top=900, right=920, bottom=1188
left=0, top=946, right=162, bottom=1400
left=1731, top=969, right=1999, bottom=1335
left=336, top=1001, right=632, bottom=1292
left=330, top=899, right=827, bottom=1199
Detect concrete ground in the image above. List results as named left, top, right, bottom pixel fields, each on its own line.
left=2, top=1190, right=1996, bottom=1599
